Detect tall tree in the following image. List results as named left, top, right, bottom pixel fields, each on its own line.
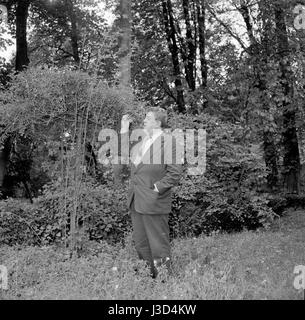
left=237, top=0, right=279, bottom=190
left=182, top=0, right=196, bottom=91
left=197, top=0, right=207, bottom=89
left=274, top=2, right=301, bottom=193
left=27, top=0, right=110, bottom=72
left=0, top=0, right=31, bottom=71
left=131, top=0, right=176, bottom=107
left=161, top=0, right=186, bottom=113
left=118, top=0, right=131, bottom=87
left=67, top=0, right=80, bottom=64
left=131, top=0, right=211, bottom=113
left=15, top=0, right=30, bottom=71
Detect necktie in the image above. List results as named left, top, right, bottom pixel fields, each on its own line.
left=134, top=135, right=151, bottom=165
left=139, top=135, right=151, bottom=157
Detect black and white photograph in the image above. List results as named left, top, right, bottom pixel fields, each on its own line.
left=1, top=0, right=305, bottom=304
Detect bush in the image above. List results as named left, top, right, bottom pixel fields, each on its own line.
left=0, top=180, right=132, bottom=246
left=0, top=181, right=283, bottom=247
left=0, top=66, right=145, bottom=198
left=37, top=179, right=132, bottom=245
left=166, top=112, right=277, bottom=237
left=170, top=191, right=277, bottom=238
left=0, top=198, right=51, bottom=246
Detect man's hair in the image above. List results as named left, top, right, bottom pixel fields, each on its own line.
left=148, top=107, right=168, bottom=129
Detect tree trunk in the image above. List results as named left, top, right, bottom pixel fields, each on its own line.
left=239, top=0, right=256, bottom=50
left=118, top=0, right=131, bottom=87
left=15, top=0, right=30, bottom=71
left=162, top=0, right=186, bottom=113
left=22, top=180, right=33, bottom=203
left=263, top=130, right=278, bottom=190
left=182, top=0, right=196, bottom=91
left=260, top=2, right=279, bottom=191
left=113, top=0, right=132, bottom=185
left=240, top=0, right=279, bottom=191
left=0, top=150, right=6, bottom=188
left=274, top=6, right=301, bottom=193
left=196, top=0, right=207, bottom=89
left=67, top=0, right=80, bottom=64
left=0, top=136, right=11, bottom=196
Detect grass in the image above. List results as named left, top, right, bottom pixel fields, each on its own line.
left=1, top=208, right=305, bottom=300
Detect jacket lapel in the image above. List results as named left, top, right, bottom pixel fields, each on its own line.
left=134, top=133, right=164, bottom=173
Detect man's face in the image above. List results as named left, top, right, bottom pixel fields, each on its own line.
left=143, top=112, right=161, bottom=131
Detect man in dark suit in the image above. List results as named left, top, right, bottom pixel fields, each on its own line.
left=120, top=108, right=182, bottom=278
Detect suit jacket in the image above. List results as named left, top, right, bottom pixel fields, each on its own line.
left=121, top=130, right=182, bottom=215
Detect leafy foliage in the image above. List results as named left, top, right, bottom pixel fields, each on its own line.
left=0, top=66, right=144, bottom=197
left=1, top=0, right=305, bottom=252
left=168, top=111, right=277, bottom=237
left=0, top=180, right=131, bottom=246
left=0, top=109, right=281, bottom=246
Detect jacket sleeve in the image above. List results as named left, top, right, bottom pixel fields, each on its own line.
left=154, top=135, right=183, bottom=194
left=119, top=129, right=131, bottom=165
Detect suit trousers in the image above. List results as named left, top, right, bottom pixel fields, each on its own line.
left=130, top=199, right=171, bottom=278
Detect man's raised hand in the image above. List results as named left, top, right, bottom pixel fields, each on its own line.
left=121, top=114, right=132, bottom=132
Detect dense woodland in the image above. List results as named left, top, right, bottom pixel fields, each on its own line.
left=0, top=0, right=305, bottom=255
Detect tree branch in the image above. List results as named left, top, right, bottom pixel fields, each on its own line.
left=206, top=2, right=249, bottom=52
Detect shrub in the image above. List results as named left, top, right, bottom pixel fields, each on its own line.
left=0, top=181, right=283, bottom=247
left=0, top=66, right=145, bottom=198
left=35, top=179, right=132, bottom=245
left=0, top=180, right=132, bottom=246
left=0, top=198, right=50, bottom=246
left=170, top=191, right=277, bottom=238
left=166, top=111, right=277, bottom=237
